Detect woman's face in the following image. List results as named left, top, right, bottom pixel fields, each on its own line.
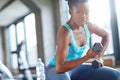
left=70, top=3, right=89, bottom=27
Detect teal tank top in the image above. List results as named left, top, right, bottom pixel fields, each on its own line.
left=49, top=23, right=91, bottom=65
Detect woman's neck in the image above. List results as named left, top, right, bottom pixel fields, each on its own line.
left=67, top=20, right=83, bottom=31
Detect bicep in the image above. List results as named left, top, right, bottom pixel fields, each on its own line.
left=56, top=30, right=70, bottom=67
left=56, top=43, right=68, bottom=66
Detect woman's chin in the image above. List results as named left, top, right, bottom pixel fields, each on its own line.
left=79, top=23, right=85, bottom=27
left=80, top=22, right=86, bottom=26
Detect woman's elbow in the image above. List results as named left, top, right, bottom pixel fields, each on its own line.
left=55, top=65, right=63, bottom=74
left=106, top=33, right=109, bottom=40
left=103, top=32, right=109, bottom=40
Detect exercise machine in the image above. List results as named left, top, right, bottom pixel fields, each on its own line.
left=11, top=41, right=33, bottom=80
left=0, top=60, right=14, bottom=79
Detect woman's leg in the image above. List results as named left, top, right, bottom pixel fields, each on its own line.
left=45, top=65, right=71, bottom=80
left=69, top=63, right=120, bottom=80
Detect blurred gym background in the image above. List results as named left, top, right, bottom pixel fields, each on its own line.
left=0, top=0, right=120, bottom=79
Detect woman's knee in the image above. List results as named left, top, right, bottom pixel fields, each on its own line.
left=46, top=72, right=70, bottom=80
left=97, top=66, right=120, bottom=80
left=108, top=68, right=120, bottom=80
left=46, top=66, right=70, bottom=80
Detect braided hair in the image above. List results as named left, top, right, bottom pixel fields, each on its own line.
left=65, top=0, right=88, bottom=8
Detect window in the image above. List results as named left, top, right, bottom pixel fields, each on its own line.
left=8, top=25, right=17, bottom=51
left=88, top=0, right=114, bottom=55
left=24, top=13, right=38, bottom=66
left=8, top=13, right=38, bottom=70
left=16, top=22, right=26, bottom=69
left=16, top=22, right=25, bottom=44
left=8, top=24, right=18, bottom=69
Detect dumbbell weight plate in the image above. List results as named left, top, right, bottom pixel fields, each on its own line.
left=92, top=60, right=103, bottom=69
left=92, top=43, right=103, bottom=69
left=92, top=43, right=103, bottom=52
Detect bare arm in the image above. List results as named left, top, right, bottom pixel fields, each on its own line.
left=87, top=22, right=109, bottom=59
left=56, top=26, right=97, bottom=74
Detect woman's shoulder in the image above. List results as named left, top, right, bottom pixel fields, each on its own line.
left=57, top=25, right=70, bottom=37
left=87, top=22, right=96, bottom=29
left=56, top=25, right=71, bottom=44
left=86, top=22, right=98, bottom=34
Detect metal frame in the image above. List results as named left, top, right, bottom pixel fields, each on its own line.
left=109, top=0, right=120, bottom=66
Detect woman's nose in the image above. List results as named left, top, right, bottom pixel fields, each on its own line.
left=83, top=13, right=87, bottom=19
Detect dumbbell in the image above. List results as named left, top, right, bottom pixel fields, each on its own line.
left=91, top=43, right=103, bottom=69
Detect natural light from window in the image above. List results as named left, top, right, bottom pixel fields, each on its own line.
left=88, top=0, right=114, bottom=55
left=24, top=13, right=38, bottom=66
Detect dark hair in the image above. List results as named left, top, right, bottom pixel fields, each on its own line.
left=65, top=0, right=88, bottom=8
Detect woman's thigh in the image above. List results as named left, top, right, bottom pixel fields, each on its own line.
left=69, top=63, right=120, bottom=80
left=45, top=65, right=71, bottom=80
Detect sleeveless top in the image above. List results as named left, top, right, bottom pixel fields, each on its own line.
left=49, top=23, right=91, bottom=65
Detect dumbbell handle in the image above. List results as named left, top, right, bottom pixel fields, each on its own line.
left=95, top=58, right=104, bottom=63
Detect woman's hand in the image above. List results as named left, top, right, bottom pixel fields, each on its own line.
left=86, top=49, right=99, bottom=58
left=97, top=57, right=104, bottom=66
left=87, top=49, right=104, bottom=66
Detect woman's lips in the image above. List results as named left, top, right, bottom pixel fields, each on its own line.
left=79, top=19, right=87, bottom=25
left=81, top=20, right=86, bottom=24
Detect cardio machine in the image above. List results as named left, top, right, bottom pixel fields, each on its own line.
left=11, top=41, right=33, bottom=80
left=0, top=60, right=14, bottom=79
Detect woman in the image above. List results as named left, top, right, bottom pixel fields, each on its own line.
left=46, top=0, right=120, bottom=80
